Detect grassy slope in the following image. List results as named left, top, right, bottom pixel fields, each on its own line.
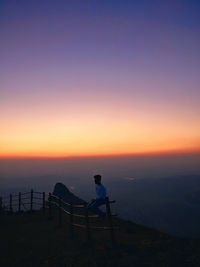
left=0, top=210, right=200, bottom=267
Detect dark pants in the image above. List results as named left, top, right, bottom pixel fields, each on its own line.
left=87, top=198, right=106, bottom=216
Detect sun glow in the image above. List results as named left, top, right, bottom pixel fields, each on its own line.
left=1, top=97, right=199, bottom=158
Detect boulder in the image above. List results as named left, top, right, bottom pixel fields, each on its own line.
left=49, top=183, right=85, bottom=212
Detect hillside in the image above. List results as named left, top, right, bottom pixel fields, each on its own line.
left=1, top=208, right=200, bottom=267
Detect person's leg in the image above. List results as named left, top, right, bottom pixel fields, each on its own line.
left=89, top=198, right=106, bottom=216
left=87, top=200, right=95, bottom=210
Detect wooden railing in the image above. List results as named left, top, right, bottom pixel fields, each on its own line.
left=0, top=190, right=117, bottom=244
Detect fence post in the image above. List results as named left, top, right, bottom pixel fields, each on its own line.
left=42, top=192, right=45, bottom=215
left=70, top=202, right=74, bottom=237
left=105, top=197, right=115, bottom=245
left=58, top=197, right=62, bottom=227
left=30, top=189, right=33, bottom=212
left=84, top=202, right=91, bottom=241
left=18, top=192, right=21, bottom=212
left=48, top=193, right=52, bottom=219
left=10, top=194, right=13, bottom=213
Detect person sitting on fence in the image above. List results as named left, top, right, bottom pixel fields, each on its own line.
left=87, top=175, right=107, bottom=217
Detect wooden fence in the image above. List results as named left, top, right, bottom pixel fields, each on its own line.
left=0, top=190, right=117, bottom=244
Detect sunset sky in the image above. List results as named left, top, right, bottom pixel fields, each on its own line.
left=1, top=0, right=200, bottom=158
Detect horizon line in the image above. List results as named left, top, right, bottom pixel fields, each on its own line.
left=0, top=149, right=200, bottom=159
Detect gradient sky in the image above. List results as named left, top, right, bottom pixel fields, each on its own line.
left=0, top=0, right=200, bottom=157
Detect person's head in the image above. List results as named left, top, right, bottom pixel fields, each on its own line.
left=94, top=174, right=101, bottom=184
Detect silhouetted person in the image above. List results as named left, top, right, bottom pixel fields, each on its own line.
left=87, top=174, right=107, bottom=217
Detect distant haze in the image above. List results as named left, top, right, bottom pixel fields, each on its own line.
left=1, top=153, right=200, bottom=190
left=0, top=154, right=200, bottom=180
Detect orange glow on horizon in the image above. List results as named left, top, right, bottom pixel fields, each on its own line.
left=1, top=84, right=200, bottom=159
left=1, top=147, right=200, bottom=159
left=1, top=99, right=200, bottom=159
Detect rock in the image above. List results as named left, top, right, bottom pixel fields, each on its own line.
left=50, top=183, right=85, bottom=210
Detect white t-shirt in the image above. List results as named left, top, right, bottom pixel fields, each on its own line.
left=95, top=184, right=107, bottom=199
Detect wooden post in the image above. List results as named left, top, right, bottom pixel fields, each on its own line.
left=69, top=202, right=74, bottom=237
left=105, top=197, right=115, bottom=245
left=84, top=202, right=91, bottom=241
left=30, top=189, right=33, bottom=212
left=58, top=197, right=62, bottom=227
left=18, top=192, right=21, bottom=212
left=10, top=194, right=13, bottom=213
left=42, top=192, right=45, bottom=215
left=48, top=193, right=52, bottom=218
